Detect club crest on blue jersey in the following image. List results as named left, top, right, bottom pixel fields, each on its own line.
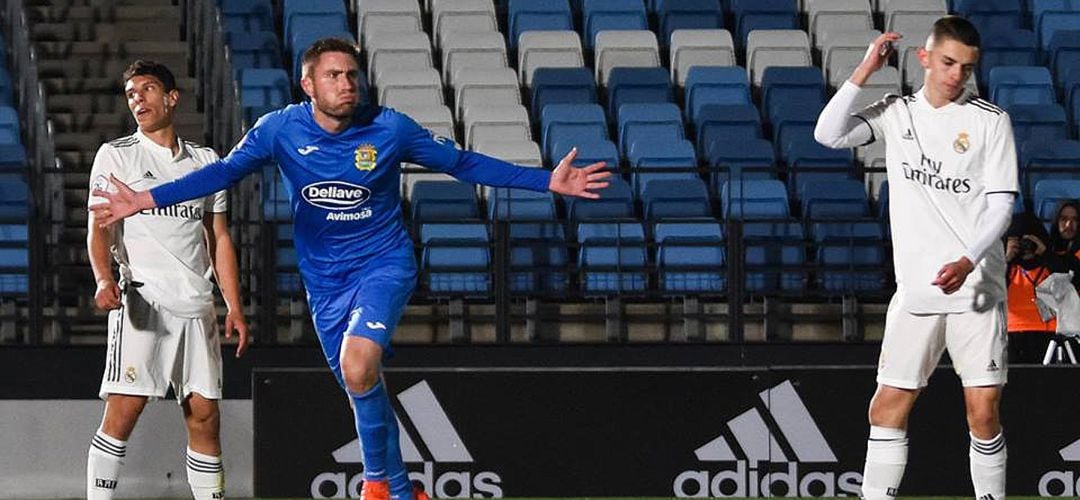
left=355, top=143, right=377, bottom=171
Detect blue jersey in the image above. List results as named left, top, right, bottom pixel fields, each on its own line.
left=151, top=103, right=551, bottom=285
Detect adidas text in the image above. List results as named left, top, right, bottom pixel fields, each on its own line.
left=674, top=461, right=861, bottom=497
left=1038, top=470, right=1080, bottom=497
left=310, top=462, right=503, bottom=498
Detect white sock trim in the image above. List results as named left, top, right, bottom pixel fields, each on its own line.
left=869, top=426, right=906, bottom=440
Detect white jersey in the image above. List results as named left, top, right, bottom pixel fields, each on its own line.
left=857, top=87, right=1019, bottom=314
left=88, top=131, right=226, bottom=318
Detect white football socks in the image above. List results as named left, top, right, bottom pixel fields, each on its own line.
left=970, top=431, right=1006, bottom=500
left=861, top=426, right=908, bottom=500
left=187, top=447, right=225, bottom=500
left=87, top=430, right=126, bottom=500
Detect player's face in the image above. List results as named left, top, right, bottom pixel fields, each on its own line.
left=1059, top=206, right=1078, bottom=241
left=919, top=38, right=978, bottom=102
left=125, top=75, right=177, bottom=133
left=304, top=51, right=361, bottom=120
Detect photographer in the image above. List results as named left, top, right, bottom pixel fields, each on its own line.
left=1005, top=211, right=1067, bottom=362
left=1048, top=200, right=1080, bottom=290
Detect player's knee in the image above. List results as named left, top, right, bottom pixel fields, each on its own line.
left=101, top=396, right=147, bottom=438
left=185, top=401, right=220, bottom=437
left=341, top=362, right=379, bottom=394
left=966, top=406, right=1000, bottom=437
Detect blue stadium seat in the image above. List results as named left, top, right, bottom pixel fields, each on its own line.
left=1007, top=103, right=1070, bottom=142
left=577, top=222, right=648, bottom=294
left=550, top=139, right=620, bottom=170
left=1022, top=139, right=1080, bottom=195
left=0, top=174, right=28, bottom=222
left=488, top=188, right=557, bottom=221
left=566, top=176, right=635, bottom=219
left=720, top=179, right=789, bottom=220
left=1048, top=30, right=1080, bottom=91
left=629, top=139, right=698, bottom=196
left=274, top=225, right=302, bottom=293
left=582, top=0, right=649, bottom=48
left=262, top=165, right=291, bottom=221
left=0, top=144, right=26, bottom=171
left=606, top=67, right=674, bottom=119
left=683, top=66, right=752, bottom=122
left=769, top=101, right=823, bottom=154
left=956, top=0, right=1023, bottom=33
left=799, top=179, right=869, bottom=220
left=783, top=135, right=854, bottom=195
left=0, top=107, right=18, bottom=145
left=761, top=67, right=825, bottom=124
left=617, top=102, right=685, bottom=158
left=531, top=67, right=598, bottom=118
left=742, top=221, right=805, bottom=292
left=0, top=223, right=28, bottom=295
left=730, top=0, right=798, bottom=48
left=240, top=69, right=291, bottom=124
left=657, top=0, right=724, bottom=46
left=1034, top=179, right=1080, bottom=221
left=694, top=104, right=763, bottom=158
left=226, top=31, right=282, bottom=76
left=507, top=221, right=569, bottom=292
left=706, top=137, right=778, bottom=192
left=1034, top=1, right=1080, bottom=51
left=1068, top=66, right=1080, bottom=135
left=541, top=104, right=610, bottom=162
left=641, top=178, right=711, bottom=219
left=988, top=66, right=1056, bottom=107
left=655, top=221, right=726, bottom=293
left=508, top=0, right=574, bottom=48
left=812, top=222, right=887, bottom=293
left=979, top=30, right=1040, bottom=92
left=283, top=0, right=347, bottom=50
left=877, top=180, right=890, bottom=221
left=421, top=223, right=492, bottom=294
left=0, top=68, right=12, bottom=107
left=411, top=181, right=479, bottom=220
left=220, top=0, right=274, bottom=33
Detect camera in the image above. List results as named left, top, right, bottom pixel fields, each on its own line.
left=1019, top=237, right=1038, bottom=255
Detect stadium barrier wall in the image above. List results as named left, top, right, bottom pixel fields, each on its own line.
left=254, top=367, right=1080, bottom=498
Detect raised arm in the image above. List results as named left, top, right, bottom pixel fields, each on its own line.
left=814, top=32, right=902, bottom=149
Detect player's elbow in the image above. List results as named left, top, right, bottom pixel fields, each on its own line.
left=813, top=123, right=845, bottom=149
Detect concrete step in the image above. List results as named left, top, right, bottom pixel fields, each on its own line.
left=31, top=21, right=182, bottom=42
left=42, top=76, right=197, bottom=95
left=36, top=40, right=187, bottom=62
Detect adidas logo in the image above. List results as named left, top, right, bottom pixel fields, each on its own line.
left=902, top=129, right=914, bottom=140
left=311, top=380, right=503, bottom=498
left=987, top=359, right=999, bottom=372
left=143, top=170, right=156, bottom=179
left=674, top=380, right=861, bottom=498
left=1039, top=437, right=1080, bottom=496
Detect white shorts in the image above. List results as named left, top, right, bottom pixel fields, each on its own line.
left=877, top=294, right=1008, bottom=389
left=99, top=289, right=222, bottom=402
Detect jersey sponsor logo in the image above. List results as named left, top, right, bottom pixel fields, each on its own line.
left=901, top=153, right=972, bottom=194
left=673, top=380, right=861, bottom=498
left=355, top=144, right=377, bottom=171
left=311, top=380, right=503, bottom=498
left=298, top=145, right=320, bottom=155
left=139, top=204, right=205, bottom=220
left=303, top=181, right=372, bottom=211
left=953, top=132, right=970, bottom=154
left=1038, top=437, right=1080, bottom=496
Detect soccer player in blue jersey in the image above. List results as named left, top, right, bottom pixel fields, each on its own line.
left=90, top=38, right=610, bottom=500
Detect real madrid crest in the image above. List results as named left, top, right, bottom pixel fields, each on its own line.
left=355, top=143, right=377, bottom=171
left=953, top=132, right=970, bottom=154
left=124, top=366, right=137, bottom=383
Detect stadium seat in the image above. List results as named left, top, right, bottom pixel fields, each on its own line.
left=549, top=138, right=619, bottom=170
left=530, top=67, right=598, bottom=117
left=989, top=66, right=1056, bottom=107
left=1048, top=30, right=1080, bottom=91
left=410, top=181, right=479, bottom=221
left=517, top=31, right=584, bottom=86
left=979, top=30, right=1040, bottom=93
left=694, top=104, right=763, bottom=157
left=807, top=0, right=873, bottom=49
left=283, top=0, right=347, bottom=52
left=1007, top=103, right=1070, bottom=142
left=812, top=222, right=887, bottom=293
left=577, top=222, right=648, bottom=295
left=657, top=0, right=724, bottom=47
left=377, top=68, right=444, bottom=109
left=0, top=107, right=18, bottom=145
left=463, top=104, right=532, bottom=148
left=582, top=0, right=649, bottom=49
left=421, top=223, right=492, bottom=295
left=706, top=137, right=778, bottom=191
left=507, top=0, right=574, bottom=49
left=1037, top=8, right=1080, bottom=52
left=432, top=0, right=498, bottom=49
left=821, top=30, right=880, bottom=89
left=261, top=165, right=291, bottom=221
left=770, top=101, right=823, bottom=155
left=472, top=139, right=544, bottom=168
left=594, top=30, right=661, bottom=86
left=783, top=135, right=855, bottom=195
left=1033, top=179, right=1080, bottom=221
left=761, top=67, right=826, bottom=124
left=742, top=221, right=806, bottom=292
left=669, top=29, right=736, bottom=87
left=730, top=0, right=799, bottom=48
left=453, top=68, right=521, bottom=119
left=239, top=69, right=290, bottom=125
left=721, top=179, right=789, bottom=220
left=850, top=67, right=902, bottom=110
left=0, top=174, right=28, bottom=221
left=566, top=176, right=635, bottom=219
left=628, top=139, right=699, bottom=196
left=605, top=67, right=674, bottom=119
left=226, top=31, right=281, bottom=77
left=641, top=178, right=712, bottom=219
left=499, top=215, right=570, bottom=292
left=683, top=66, right=752, bottom=122
left=617, top=102, right=685, bottom=157
left=745, top=30, right=812, bottom=88
left=885, top=0, right=947, bottom=38
left=655, top=221, right=726, bottom=293
left=442, top=31, right=508, bottom=86
left=0, top=223, right=28, bottom=295
left=541, top=103, right=609, bottom=162
left=358, top=0, right=423, bottom=46
left=1020, top=139, right=1080, bottom=195
left=220, top=0, right=274, bottom=33
left=800, top=179, right=870, bottom=219
left=366, top=32, right=434, bottom=86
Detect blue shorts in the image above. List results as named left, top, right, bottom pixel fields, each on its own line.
left=305, top=246, right=417, bottom=388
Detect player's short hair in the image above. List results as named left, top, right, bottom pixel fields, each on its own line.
left=929, top=16, right=981, bottom=49
left=301, top=37, right=361, bottom=77
left=122, top=60, right=177, bottom=92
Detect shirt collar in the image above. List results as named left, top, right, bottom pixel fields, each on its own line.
left=134, top=129, right=189, bottom=161
left=911, top=86, right=973, bottom=113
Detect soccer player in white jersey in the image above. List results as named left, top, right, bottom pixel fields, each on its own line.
left=814, top=16, right=1017, bottom=500
left=85, top=60, right=249, bottom=500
